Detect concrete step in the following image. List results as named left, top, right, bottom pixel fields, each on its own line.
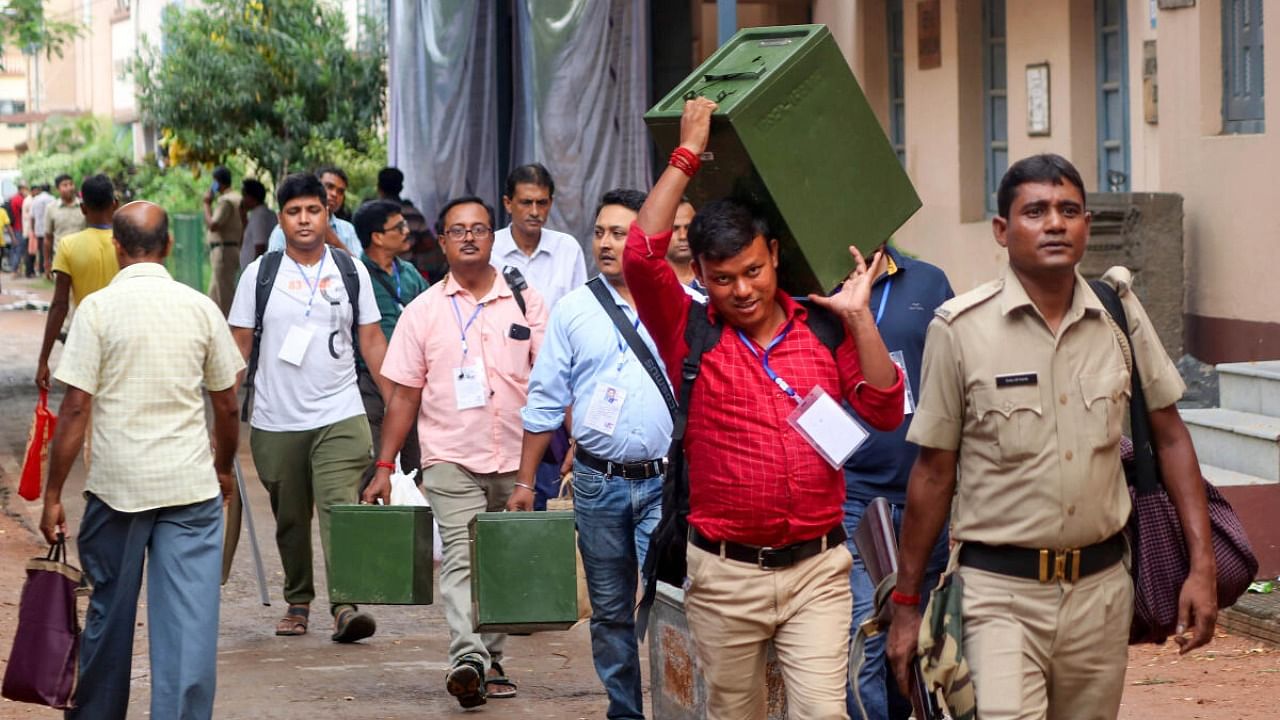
left=1182, top=408, right=1280, bottom=481
left=1201, top=463, right=1278, bottom=488
left=1219, top=361, right=1280, bottom=418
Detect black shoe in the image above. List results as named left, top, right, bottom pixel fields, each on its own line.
left=446, top=660, right=486, bottom=709
left=330, top=605, right=376, bottom=643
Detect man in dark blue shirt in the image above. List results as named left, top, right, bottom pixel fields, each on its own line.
left=843, top=244, right=953, bottom=720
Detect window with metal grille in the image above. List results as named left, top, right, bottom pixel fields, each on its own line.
left=983, top=0, right=1008, bottom=215
left=888, top=0, right=905, bottom=166
left=1223, top=0, right=1264, bottom=134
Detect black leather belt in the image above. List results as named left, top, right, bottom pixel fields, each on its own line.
left=690, top=524, right=847, bottom=570
left=574, top=448, right=664, bottom=480
left=959, top=533, right=1125, bottom=583
left=209, top=242, right=240, bottom=248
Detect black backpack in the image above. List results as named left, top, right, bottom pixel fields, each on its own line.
left=636, top=297, right=845, bottom=636
left=240, top=249, right=363, bottom=421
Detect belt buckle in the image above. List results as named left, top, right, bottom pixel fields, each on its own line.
left=757, top=546, right=778, bottom=570
left=1038, top=548, right=1082, bottom=583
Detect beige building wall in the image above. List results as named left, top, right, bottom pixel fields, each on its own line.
left=1155, top=0, right=1279, bottom=362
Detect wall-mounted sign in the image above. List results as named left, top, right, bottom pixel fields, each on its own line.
left=1026, top=63, right=1050, bottom=136
left=918, top=0, right=941, bottom=70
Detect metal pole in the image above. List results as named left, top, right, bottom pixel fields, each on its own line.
left=235, top=458, right=272, bottom=606
left=717, top=0, right=737, bottom=47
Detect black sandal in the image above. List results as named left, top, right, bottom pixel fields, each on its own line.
left=330, top=605, right=376, bottom=643
left=446, top=660, right=486, bottom=708
left=485, top=661, right=517, bottom=699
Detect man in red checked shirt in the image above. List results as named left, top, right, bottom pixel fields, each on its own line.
left=624, top=97, right=905, bottom=719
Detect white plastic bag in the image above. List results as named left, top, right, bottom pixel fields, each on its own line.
left=387, top=463, right=442, bottom=562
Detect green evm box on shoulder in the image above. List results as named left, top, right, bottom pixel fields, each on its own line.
left=469, top=511, right=577, bottom=633
left=645, top=24, right=921, bottom=296
left=328, top=505, right=434, bottom=605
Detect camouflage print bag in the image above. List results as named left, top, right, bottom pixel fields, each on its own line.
left=918, top=567, right=976, bottom=720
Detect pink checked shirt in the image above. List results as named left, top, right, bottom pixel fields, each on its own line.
left=381, top=271, right=547, bottom=474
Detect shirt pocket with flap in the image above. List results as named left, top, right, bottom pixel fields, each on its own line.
left=972, top=384, right=1044, bottom=462
left=1079, top=370, right=1130, bottom=451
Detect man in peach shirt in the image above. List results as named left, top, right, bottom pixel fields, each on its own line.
left=365, top=195, right=547, bottom=709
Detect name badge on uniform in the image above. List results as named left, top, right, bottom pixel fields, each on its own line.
left=787, top=386, right=869, bottom=470
left=278, top=324, right=315, bottom=366
left=995, top=372, right=1039, bottom=388
left=454, top=360, right=488, bottom=410
left=889, top=350, right=914, bottom=416
left=583, top=383, right=627, bottom=436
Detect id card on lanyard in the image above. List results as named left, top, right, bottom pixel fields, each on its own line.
left=450, top=295, right=488, bottom=410
left=736, top=324, right=869, bottom=469
left=278, top=250, right=327, bottom=366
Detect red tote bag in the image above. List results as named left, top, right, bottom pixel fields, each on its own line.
left=18, top=388, right=57, bottom=501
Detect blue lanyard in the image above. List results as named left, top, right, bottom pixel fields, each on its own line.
left=89, top=223, right=111, bottom=230
left=613, top=315, right=642, bottom=370
left=874, top=277, right=892, bottom=327
left=391, top=260, right=402, bottom=303
left=735, top=322, right=798, bottom=401
left=292, top=249, right=327, bottom=318
left=450, top=295, right=484, bottom=360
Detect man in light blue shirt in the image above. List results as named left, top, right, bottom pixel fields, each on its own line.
left=509, top=189, right=671, bottom=720
left=266, top=166, right=362, bottom=257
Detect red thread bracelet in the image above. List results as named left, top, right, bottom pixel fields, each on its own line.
left=374, top=460, right=396, bottom=471
left=890, top=589, right=921, bottom=606
left=669, top=146, right=701, bottom=177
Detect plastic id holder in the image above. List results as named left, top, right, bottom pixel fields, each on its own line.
left=787, top=386, right=869, bottom=469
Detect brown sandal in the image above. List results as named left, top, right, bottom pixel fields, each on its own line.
left=275, top=605, right=309, bottom=636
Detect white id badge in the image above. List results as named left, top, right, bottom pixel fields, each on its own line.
left=453, top=362, right=488, bottom=410
left=889, top=350, right=915, bottom=415
left=583, top=383, right=628, bottom=436
left=278, top=324, right=315, bottom=366
left=787, top=386, right=870, bottom=469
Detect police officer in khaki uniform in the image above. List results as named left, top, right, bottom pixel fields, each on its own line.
left=886, top=154, right=1217, bottom=720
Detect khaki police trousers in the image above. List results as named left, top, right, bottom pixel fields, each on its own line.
left=207, top=244, right=239, bottom=317
left=684, top=540, right=853, bottom=720
left=960, top=560, right=1133, bottom=720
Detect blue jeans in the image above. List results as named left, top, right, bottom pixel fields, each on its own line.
left=572, top=459, right=662, bottom=720
left=843, top=497, right=949, bottom=720
left=70, top=494, right=223, bottom=720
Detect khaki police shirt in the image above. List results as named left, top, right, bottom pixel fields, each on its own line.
left=907, top=265, right=1185, bottom=549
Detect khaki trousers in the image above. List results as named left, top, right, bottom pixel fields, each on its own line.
left=207, top=244, right=239, bottom=317
left=684, top=540, right=853, bottom=720
left=960, top=560, right=1133, bottom=720
left=420, top=462, right=514, bottom=670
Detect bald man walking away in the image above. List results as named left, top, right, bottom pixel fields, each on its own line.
left=41, top=201, right=244, bottom=719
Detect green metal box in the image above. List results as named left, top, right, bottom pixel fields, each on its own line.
left=645, top=24, right=921, bottom=296
left=328, top=505, right=434, bottom=605
left=469, top=511, right=577, bottom=633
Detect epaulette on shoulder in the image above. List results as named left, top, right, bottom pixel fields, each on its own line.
left=932, top=279, right=1002, bottom=324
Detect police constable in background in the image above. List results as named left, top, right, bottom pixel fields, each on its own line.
left=888, top=154, right=1216, bottom=720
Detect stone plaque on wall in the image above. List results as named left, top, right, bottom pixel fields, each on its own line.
left=1143, top=40, right=1158, bottom=124
left=1157, top=0, right=1195, bottom=9
left=918, top=0, right=941, bottom=70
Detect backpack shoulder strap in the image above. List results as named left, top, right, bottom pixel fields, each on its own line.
left=674, top=301, right=723, bottom=440
left=796, top=298, right=846, bottom=357
left=241, top=250, right=284, bottom=421
left=501, top=266, right=528, bottom=318
left=330, top=248, right=363, bottom=364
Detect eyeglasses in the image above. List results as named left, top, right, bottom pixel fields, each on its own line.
left=379, top=220, right=409, bottom=234
left=444, top=224, right=493, bottom=241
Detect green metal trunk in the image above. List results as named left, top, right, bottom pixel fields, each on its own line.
left=645, top=24, right=921, bottom=296
left=328, top=505, right=434, bottom=605
left=469, top=511, right=577, bottom=633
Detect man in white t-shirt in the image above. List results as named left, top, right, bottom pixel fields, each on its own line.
left=490, top=163, right=586, bottom=310
left=229, top=173, right=391, bottom=643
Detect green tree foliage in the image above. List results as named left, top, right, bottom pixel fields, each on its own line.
left=0, top=0, right=82, bottom=70
left=18, top=115, right=249, bottom=215
left=130, top=0, right=386, bottom=185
